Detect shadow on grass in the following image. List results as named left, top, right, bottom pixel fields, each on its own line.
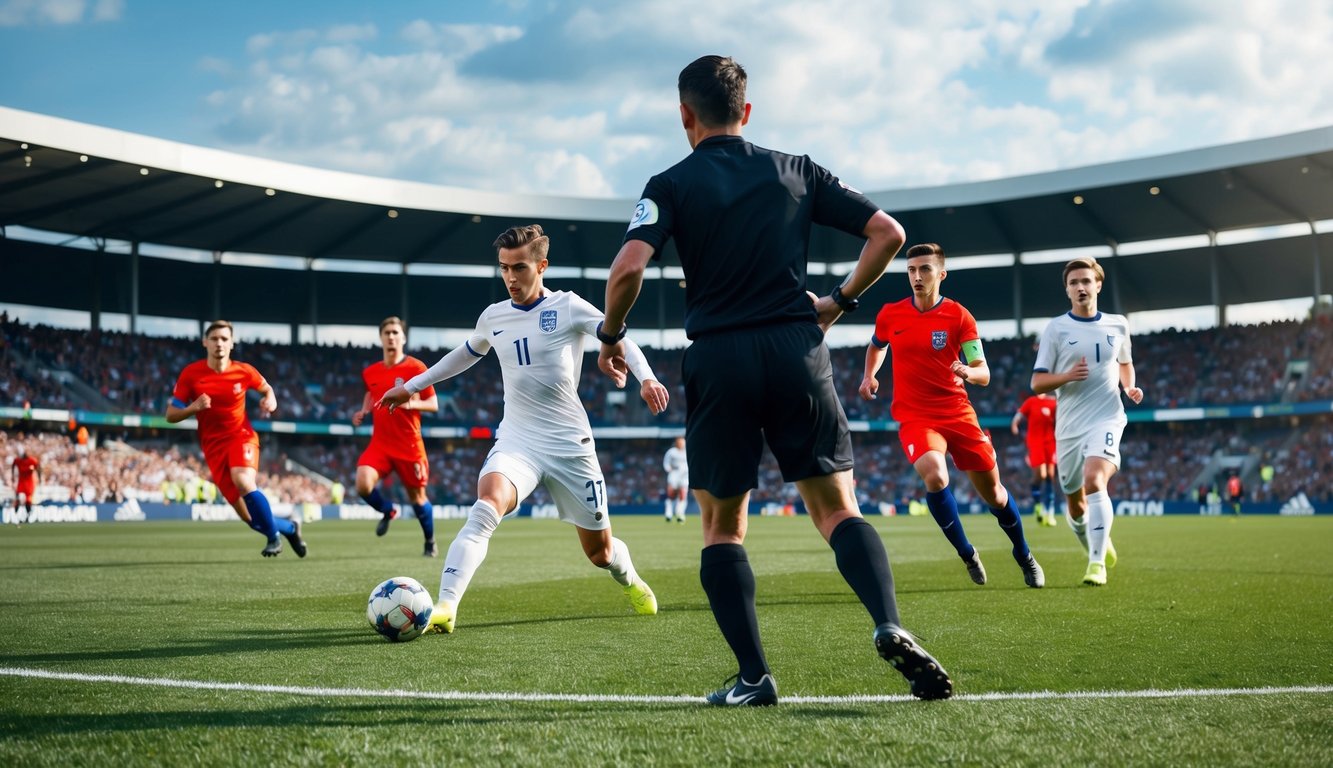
left=3, top=627, right=376, bottom=664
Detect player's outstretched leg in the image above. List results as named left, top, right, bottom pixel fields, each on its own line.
left=598, top=536, right=657, bottom=615
left=988, top=490, right=1043, bottom=588
left=430, top=499, right=502, bottom=633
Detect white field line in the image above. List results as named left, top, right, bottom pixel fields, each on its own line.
left=1, top=667, right=1330, bottom=706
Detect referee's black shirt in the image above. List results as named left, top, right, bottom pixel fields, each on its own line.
left=624, top=134, right=879, bottom=339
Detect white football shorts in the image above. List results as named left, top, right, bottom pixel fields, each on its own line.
left=480, top=444, right=610, bottom=531
left=1057, top=416, right=1127, bottom=495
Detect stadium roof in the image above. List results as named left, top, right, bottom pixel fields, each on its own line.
left=2, top=105, right=1330, bottom=331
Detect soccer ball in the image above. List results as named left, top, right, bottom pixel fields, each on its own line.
left=366, top=576, right=434, bottom=642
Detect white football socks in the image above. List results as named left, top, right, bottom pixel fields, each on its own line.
left=1066, top=506, right=1089, bottom=552
left=674, top=498, right=687, bottom=521
left=438, top=500, right=502, bottom=605
left=601, top=536, right=639, bottom=587
left=1085, top=491, right=1114, bottom=566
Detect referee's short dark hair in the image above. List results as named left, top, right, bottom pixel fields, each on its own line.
left=678, top=55, right=747, bottom=127
left=494, top=224, right=550, bottom=261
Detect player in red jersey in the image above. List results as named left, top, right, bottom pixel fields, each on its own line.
left=351, top=316, right=440, bottom=556
left=1011, top=393, right=1059, bottom=526
left=166, top=320, right=306, bottom=558
left=11, top=445, right=40, bottom=524
left=859, top=243, right=1043, bottom=588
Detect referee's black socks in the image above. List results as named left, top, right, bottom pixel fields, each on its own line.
left=700, top=543, right=769, bottom=681
left=829, top=516, right=901, bottom=628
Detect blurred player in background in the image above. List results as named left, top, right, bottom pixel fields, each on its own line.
left=861, top=243, right=1044, bottom=589
left=1011, top=392, right=1059, bottom=526
left=166, top=320, right=306, bottom=558
left=663, top=435, right=688, bottom=523
left=380, top=224, right=669, bottom=634
left=10, top=445, right=40, bottom=525
left=352, top=316, right=440, bottom=556
left=1031, top=258, right=1143, bottom=586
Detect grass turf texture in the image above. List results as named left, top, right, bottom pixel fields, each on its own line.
left=1, top=515, right=1329, bottom=766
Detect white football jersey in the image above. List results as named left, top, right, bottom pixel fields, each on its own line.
left=1033, top=311, right=1133, bottom=441
left=663, top=445, right=687, bottom=473
left=462, top=290, right=650, bottom=457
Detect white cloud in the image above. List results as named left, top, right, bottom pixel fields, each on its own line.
left=195, top=2, right=1333, bottom=198
left=0, top=0, right=120, bottom=26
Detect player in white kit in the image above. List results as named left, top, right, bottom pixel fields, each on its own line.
left=663, top=436, right=688, bottom=523
left=379, top=224, right=671, bottom=632
left=1031, top=258, right=1144, bottom=586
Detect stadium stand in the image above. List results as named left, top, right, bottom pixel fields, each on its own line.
left=3, top=316, right=1331, bottom=506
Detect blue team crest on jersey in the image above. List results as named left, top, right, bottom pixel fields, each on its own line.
left=1107, top=334, right=1118, bottom=347
left=539, top=309, right=558, bottom=333
left=931, top=330, right=948, bottom=350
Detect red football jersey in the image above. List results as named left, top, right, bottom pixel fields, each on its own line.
left=872, top=297, right=980, bottom=423
left=363, top=356, right=434, bottom=456
left=171, top=360, right=265, bottom=452
left=12, top=455, right=39, bottom=481
left=1017, top=394, right=1057, bottom=441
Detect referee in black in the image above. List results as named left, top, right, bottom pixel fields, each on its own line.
left=598, top=55, right=952, bottom=704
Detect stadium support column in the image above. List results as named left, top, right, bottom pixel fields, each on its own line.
left=91, top=238, right=104, bottom=333
left=1312, top=221, right=1323, bottom=306
left=1012, top=251, right=1023, bottom=337
left=400, top=263, right=410, bottom=328
left=306, top=257, right=318, bottom=345
left=1209, top=232, right=1226, bottom=327
left=130, top=241, right=139, bottom=335
left=212, top=250, right=223, bottom=324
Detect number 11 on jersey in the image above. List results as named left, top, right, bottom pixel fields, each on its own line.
left=513, top=337, right=532, bottom=366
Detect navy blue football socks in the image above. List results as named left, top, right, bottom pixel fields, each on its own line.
left=361, top=488, right=394, bottom=515
left=413, top=501, right=435, bottom=540
left=926, top=488, right=974, bottom=559
left=700, top=543, right=769, bottom=682
left=242, top=490, right=278, bottom=538
left=990, top=491, right=1030, bottom=558
left=829, top=516, right=900, bottom=628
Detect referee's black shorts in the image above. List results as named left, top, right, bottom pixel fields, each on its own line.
left=682, top=321, right=853, bottom=498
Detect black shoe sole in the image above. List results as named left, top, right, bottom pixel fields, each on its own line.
left=874, top=625, right=953, bottom=701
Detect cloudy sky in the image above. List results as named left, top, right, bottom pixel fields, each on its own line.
left=3, top=0, right=1332, bottom=200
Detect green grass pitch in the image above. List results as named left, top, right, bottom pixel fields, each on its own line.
left=1, top=514, right=1330, bottom=766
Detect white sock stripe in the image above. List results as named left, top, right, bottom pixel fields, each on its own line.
left=0, top=667, right=1327, bottom=706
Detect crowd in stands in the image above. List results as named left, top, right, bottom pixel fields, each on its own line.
left=4, top=310, right=1332, bottom=508
left=0, top=429, right=326, bottom=507
left=6, top=313, right=1330, bottom=426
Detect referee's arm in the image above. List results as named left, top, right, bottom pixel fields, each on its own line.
left=602, top=239, right=655, bottom=339
left=598, top=239, right=656, bottom=383
left=815, top=210, right=905, bottom=331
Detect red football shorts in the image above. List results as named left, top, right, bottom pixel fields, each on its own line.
left=1026, top=437, right=1057, bottom=468
left=898, top=419, right=997, bottom=473
left=358, top=444, right=429, bottom=489
left=203, top=438, right=260, bottom=505
left=15, top=478, right=36, bottom=498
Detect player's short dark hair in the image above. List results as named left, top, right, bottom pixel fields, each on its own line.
left=203, top=319, right=233, bottom=338
left=1063, top=257, right=1105, bottom=285
left=379, top=316, right=405, bottom=334
left=906, top=243, right=945, bottom=265
left=494, top=224, right=550, bottom=262
left=678, top=55, right=747, bottom=128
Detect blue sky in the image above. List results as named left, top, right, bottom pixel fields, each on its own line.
left=4, top=0, right=1332, bottom=199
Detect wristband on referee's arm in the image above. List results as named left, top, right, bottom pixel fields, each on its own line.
left=596, top=321, right=627, bottom=345
left=831, top=285, right=860, bottom=313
